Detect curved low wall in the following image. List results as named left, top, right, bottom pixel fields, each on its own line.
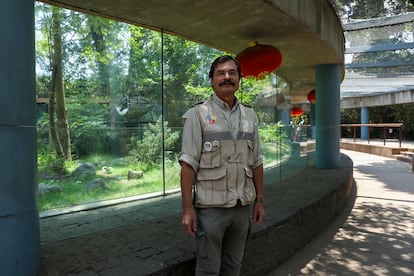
left=341, top=140, right=404, bottom=158
left=242, top=153, right=354, bottom=275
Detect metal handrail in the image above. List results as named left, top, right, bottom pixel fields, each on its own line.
left=341, top=123, right=403, bottom=147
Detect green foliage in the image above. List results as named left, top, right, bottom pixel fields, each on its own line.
left=37, top=113, right=67, bottom=174
left=185, top=85, right=213, bottom=100
left=260, top=123, right=291, bottom=168
left=392, top=103, right=414, bottom=139
left=333, top=0, right=414, bottom=20
left=129, top=118, right=180, bottom=166
left=38, top=152, right=182, bottom=211
left=67, top=102, right=117, bottom=157
left=37, top=138, right=284, bottom=211
left=369, top=104, right=414, bottom=139
left=37, top=147, right=66, bottom=174
left=259, top=122, right=288, bottom=143
left=162, top=35, right=224, bottom=127
left=341, top=103, right=414, bottom=140
left=238, top=77, right=270, bottom=105
left=341, top=108, right=360, bottom=124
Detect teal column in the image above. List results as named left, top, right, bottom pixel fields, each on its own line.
left=277, top=108, right=290, bottom=125
left=0, top=0, right=40, bottom=275
left=310, top=103, right=316, bottom=139
left=315, top=64, right=341, bottom=169
left=361, top=107, right=369, bottom=140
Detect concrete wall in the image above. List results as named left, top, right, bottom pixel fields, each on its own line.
left=241, top=154, right=354, bottom=275
left=341, top=141, right=404, bottom=158
left=341, top=90, right=414, bottom=109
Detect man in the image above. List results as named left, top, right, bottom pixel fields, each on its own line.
left=179, top=55, right=265, bottom=275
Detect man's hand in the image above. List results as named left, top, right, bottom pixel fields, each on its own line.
left=182, top=208, right=197, bottom=237
left=180, top=162, right=197, bottom=237
left=252, top=202, right=265, bottom=224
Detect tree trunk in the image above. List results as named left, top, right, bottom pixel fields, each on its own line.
left=48, top=65, right=63, bottom=158
left=52, top=7, right=72, bottom=162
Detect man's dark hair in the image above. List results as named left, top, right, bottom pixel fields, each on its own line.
left=208, top=55, right=242, bottom=79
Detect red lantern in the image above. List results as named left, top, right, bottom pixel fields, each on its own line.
left=290, top=107, right=303, bottom=117
left=236, top=42, right=282, bottom=79
left=307, top=89, right=316, bottom=104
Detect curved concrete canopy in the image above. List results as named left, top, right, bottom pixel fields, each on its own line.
left=39, top=0, right=345, bottom=103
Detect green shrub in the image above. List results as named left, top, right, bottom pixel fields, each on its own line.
left=129, top=118, right=180, bottom=166
left=259, top=122, right=287, bottom=143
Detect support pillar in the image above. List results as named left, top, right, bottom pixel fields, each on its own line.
left=315, top=64, right=341, bottom=169
left=0, top=0, right=40, bottom=274
left=361, top=107, right=369, bottom=140
left=310, top=103, right=316, bottom=139
left=276, top=108, right=290, bottom=125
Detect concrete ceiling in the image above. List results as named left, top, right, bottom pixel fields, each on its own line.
left=39, top=0, right=345, bottom=103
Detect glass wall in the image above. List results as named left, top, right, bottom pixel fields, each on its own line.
left=35, top=3, right=315, bottom=213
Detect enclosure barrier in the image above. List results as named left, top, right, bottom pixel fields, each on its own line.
left=341, top=123, right=403, bottom=147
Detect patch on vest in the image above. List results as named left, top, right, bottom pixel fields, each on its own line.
left=205, top=114, right=217, bottom=124
left=203, top=141, right=213, bottom=151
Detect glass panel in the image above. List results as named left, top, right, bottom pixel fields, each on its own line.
left=35, top=2, right=313, bottom=212
left=36, top=3, right=164, bottom=211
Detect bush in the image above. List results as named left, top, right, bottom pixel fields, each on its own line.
left=129, top=118, right=180, bottom=166
left=259, top=122, right=287, bottom=143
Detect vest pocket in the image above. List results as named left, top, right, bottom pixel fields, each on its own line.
left=241, top=167, right=256, bottom=204
left=199, top=141, right=221, bottom=168
left=195, top=167, right=229, bottom=206
left=247, top=140, right=254, bottom=166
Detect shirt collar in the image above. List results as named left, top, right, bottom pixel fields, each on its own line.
left=211, top=94, right=239, bottom=111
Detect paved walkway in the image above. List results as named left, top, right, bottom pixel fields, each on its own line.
left=269, top=148, right=414, bottom=275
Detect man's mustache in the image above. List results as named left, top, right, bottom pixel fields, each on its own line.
left=219, top=79, right=235, bottom=86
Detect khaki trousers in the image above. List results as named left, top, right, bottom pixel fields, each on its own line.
left=195, top=203, right=251, bottom=276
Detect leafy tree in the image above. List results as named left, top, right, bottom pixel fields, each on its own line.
left=162, top=35, right=220, bottom=127
left=67, top=102, right=116, bottom=157
left=83, top=16, right=128, bottom=97
left=369, top=104, right=414, bottom=139
left=127, top=26, right=162, bottom=99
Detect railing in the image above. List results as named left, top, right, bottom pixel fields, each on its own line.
left=341, top=123, right=403, bottom=147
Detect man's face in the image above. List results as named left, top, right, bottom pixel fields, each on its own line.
left=211, top=60, right=240, bottom=98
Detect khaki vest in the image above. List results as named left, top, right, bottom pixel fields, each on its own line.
left=194, top=98, right=257, bottom=208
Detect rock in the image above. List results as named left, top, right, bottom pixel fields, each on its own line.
left=38, top=182, right=62, bottom=196
left=86, top=178, right=108, bottom=190
left=128, top=170, right=144, bottom=180
left=102, top=166, right=113, bottom=174
left=72, top=162, right=96, bottom=178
